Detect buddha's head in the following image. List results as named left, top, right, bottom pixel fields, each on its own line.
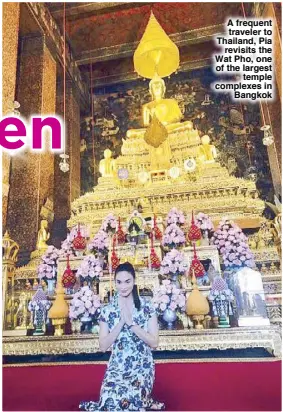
left=149, top=73, right=166, bottom=100
left=104, top=149, right=112, bottom=159
left=201, top=135, right=211, bottom=145
left=40, top=219, right=48, bottom=229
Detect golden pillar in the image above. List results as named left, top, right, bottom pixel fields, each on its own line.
left=6, top=36, right=57, bottom=258
left=2, top=232, right=19, bottom=329
left=2, top=3, right=20, bottom=229
left=53, top=80, right=81, bottom=246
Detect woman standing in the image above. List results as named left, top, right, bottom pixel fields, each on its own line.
left=79, top=262, right=164, bottom=411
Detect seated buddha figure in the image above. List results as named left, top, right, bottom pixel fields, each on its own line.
left=198, top=135, right=217, bottom=163
left=36, top=219, right=50, bottom=250
left=126, top=74, right=193, bottom=171
left=143, top=74, right=186, bottom=129
left=127, top=74, right=193, bottom=137
left=99, top=149, right=116, bottom=178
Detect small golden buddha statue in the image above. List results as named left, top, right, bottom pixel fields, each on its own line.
left=36, top=219, right=50, bottom=250
left=270, top=262, right=277, bottom=272
left=5, top=297, right=13, bottom=328
left=258, top=221, right=274, bottom=248
left=99, top=149, right=116, bottom=178
left=15, top=292, right=28, bottom=330
left=248, top=235, right=257, bottom=250
left=257, top=236, right=266, bottom=249
left=273, top=213, right=281, bottom=258
left=198, top=135, right=217, bottom=163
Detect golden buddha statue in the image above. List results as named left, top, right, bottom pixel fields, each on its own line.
left=144, top=74, right=185, bottom=128
left=36, top=219, right=50, bottom=250
left=127, top=74, right=193, bottom=139
left=123, top=13, right=198, bottom=172
left=99, top=149, right=116, bottom=178
left=198, top=135, right=217, bottom=163
left=127, top=74, right=193, bottom=171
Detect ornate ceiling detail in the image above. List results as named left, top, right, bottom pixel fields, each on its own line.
left=75, top=24, right=224, bottom=65
left=43, top=2, right=243, bottom=89
left=48, top=2, right=147, bottom=20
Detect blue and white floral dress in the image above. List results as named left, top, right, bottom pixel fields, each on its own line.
left=79, top=294, right=164, bottom=411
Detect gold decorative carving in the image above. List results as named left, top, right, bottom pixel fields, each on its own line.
left=3, top=231, right=19, bottom=264
left=3, top=232, right=19, bottom=329
left=3, top=326, right=281, bottom=358
left=69, top=163, right=265, bottom=237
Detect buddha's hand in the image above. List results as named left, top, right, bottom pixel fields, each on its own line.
left=126, top=129, right=140, bottom=138
left=126, top=129, right=145, bottom=139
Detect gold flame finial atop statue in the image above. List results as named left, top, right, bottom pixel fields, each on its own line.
left=134, top=11, right=179, bottom=79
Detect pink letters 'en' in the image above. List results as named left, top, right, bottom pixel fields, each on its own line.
left=32, top=117, right=62, bottom=150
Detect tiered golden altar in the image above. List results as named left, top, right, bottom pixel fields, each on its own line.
left=69, top=162, right=265, bottom=237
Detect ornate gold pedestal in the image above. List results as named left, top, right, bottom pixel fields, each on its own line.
left=3, top=326, right=281, bottom=360
left=52, top=318, right=67, bottom=337
left=192, top=314, right=205, bottom=329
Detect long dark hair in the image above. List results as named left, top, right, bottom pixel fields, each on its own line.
left=115, top=262, right=141, bottom=310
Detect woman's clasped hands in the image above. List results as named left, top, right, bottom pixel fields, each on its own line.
left=119, top=298, right=133, bottom=327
